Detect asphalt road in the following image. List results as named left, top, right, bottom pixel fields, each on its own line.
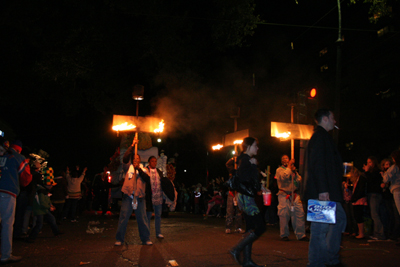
left=8, top=211, right=400, bottom=267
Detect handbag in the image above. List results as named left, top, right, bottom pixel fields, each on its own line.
left=226, top=171, right=256, bottom=197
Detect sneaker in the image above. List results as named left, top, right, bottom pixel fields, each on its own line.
left=281, top=236, right=290, bottom=241
left=235, top=228, right=245, bottom=234
left=1, top=255, right=22, bottom=264
left=114, top=241, right=122, bottom=246
left=143, top=241, right=153, bottom=246
left=156, top=234, right=164, bottom=239
left=225, top=229, right=231, bottom=234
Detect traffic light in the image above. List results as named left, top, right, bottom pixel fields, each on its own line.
left=297, top=88, right=318, bottom=124
left=309, top=88, right=317, bottom=98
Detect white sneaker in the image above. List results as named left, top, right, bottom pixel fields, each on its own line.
left=225, top=229, right=231, bottom=234
left=236, top=228, right=245, bottom=234
left=157, top=234, right=164, bottom=239
left=143, top=241, right=153, bottom=246
left=114, top=241, right=122, bottom=246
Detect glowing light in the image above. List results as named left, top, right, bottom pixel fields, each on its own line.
left=154, top=120, right=165, bottom=133
left=212, top=144, right=224, bottom=150
left=233, top=140, right=243, bottom=145
left=112, top=122, right=136, bottom=131
left=232, top=151, right=236, bottom=155
left=310, top=88, right=317, bottom=98
left=157, top=138, right=162, bottom=143
left=276, top=132, right=291, bottom=139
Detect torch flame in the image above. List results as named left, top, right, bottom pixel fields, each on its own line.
left=112, top=122, right=137, bottom=131
left=212, top=144, right=224, bottom=150
left=154, top=120, right=165, bottom=133
left=233, top=140, right=243, bottom=145
left=276, top=131, right=291, bottom=139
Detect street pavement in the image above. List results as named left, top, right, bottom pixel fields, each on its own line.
left=8, top=211, right=400, bottom=267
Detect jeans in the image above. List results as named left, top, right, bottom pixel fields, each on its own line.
left=308, top=202, right=346, bottom=267
left=152, top=204, right=162, bottom=236
left=0, top=193, right=16, bottom=260
left=135, top=198, right=151, bottom=243
left=29, top=210, right=59, bottom=240
left=22, top=206, right=35, bottom=234
left=115, top=194, right=134, bottom=243
left=277, top=194, right=306, bottom=239
left=368, top=193, right=385, bottom=239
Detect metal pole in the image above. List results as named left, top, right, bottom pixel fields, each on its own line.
left=334, top=0, right=343, bottom=144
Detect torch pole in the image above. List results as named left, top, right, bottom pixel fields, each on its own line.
left=290, top=104, right=295, bottom=208
left=135, top=100, right=139, bottom=156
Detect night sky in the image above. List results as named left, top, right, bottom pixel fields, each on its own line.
left=1, top=0, right=399, bottom=186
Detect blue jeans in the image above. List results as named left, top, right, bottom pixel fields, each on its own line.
left=135, top=198, right=163, bottom=242
left=115, top=194, right=134, bottom=243
left=152, top=204, right=162, bottom=236
left=135, top=198, right=151, bottom=243
left=368, top=193, right=385, bottom=239
left=29, top=210, right=59, bottom=240
left=0, top=193, right=16, bottom=260
left=308, top=202, right=346, bottom=267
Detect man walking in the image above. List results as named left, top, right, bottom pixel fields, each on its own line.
left=276, top=155, right=308, bottom=241
left=303, top=109, right=346, bottom=267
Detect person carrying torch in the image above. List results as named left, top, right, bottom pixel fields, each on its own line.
left=115, top=138, right=141, bottom=246
left=275, top=155, right=308, bottom=241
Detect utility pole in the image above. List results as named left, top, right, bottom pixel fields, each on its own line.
left=334, top=0, right=344, bottom=144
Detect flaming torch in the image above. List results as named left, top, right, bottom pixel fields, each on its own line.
left=112, top=122, right=137, bottom=132
left=154, top=120, right=165, bottom=133
left=212, top=144, right=224, bottom=150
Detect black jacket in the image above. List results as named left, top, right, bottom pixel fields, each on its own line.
left=303, top=126, right=344, bottom=202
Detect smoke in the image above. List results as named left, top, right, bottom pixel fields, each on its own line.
left=151, top=66, right=295, bottom=144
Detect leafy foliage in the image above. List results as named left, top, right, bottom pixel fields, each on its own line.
left=349, top=0, right=394, bottom=23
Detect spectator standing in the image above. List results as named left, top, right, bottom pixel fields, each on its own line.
left=350, top=168, right=368, bottom=239
left=225, top=157, right=245, bottom=234
left=382, top=150, right=400, bottom=215
left=0, top=137, right=30, bottom=264
left=275, top=155, right=308, bottom=241
left=364, top=156, right=386, bottom=241
left=342, top=171, right=357, bottom=237
left=380, top=157, right=400, bottom=240
left=303, top=109, right=346, bottom=267
left=63, top=166, right=87, bottom=222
